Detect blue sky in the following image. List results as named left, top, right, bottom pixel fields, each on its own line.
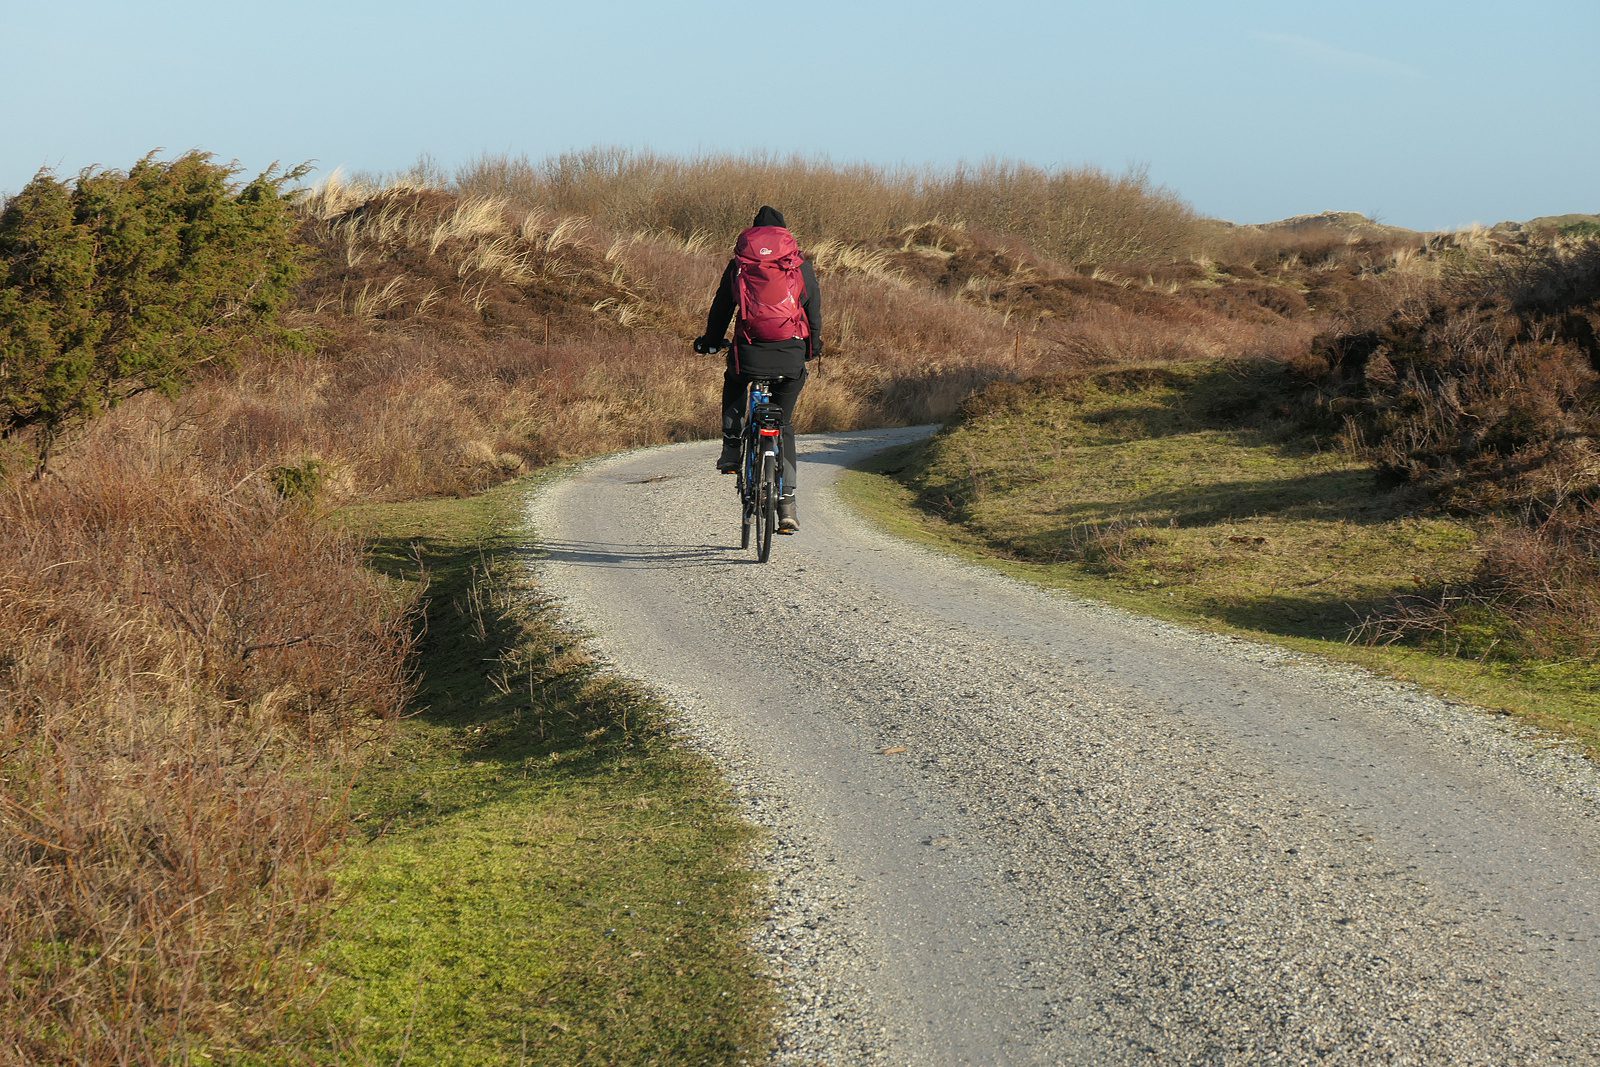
left=5, top=0, right=1595, bottom=230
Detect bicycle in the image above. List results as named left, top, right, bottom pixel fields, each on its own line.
left=694, top=337, right=794, bottom=563
left=735, top=377, right=790, bottom=563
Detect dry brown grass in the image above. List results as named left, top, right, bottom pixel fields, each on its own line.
left=1357, top=512, right=1600, bottom=684
left=200, top=181, right=1053, bottom=508
left=455, top=150, right=1204, bottom=264
left=1208, top=222, right=1416, bottom=272
left=135, top=168, right=1344, bottom=510
left=294, top=184, right=631, bottom=340
left=185, top=338, right=715, bottom=500
left=1469, top=514, right=1600, bottom=662
left=0, top=424, right=414, bottom=1062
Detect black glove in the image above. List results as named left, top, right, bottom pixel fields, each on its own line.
left=807, top=337, right=824, bottom=361
left=693, top=336, right=724, bottom=355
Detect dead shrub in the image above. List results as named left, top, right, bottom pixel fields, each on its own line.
left=1301, top=238, right=1600, bottom=667
left=1068, top=518, right=1161, bottom=573
left=1311, top=240, right=1600, bottom=512
left=1358, top=513, right=1600, bottom=667
left=1469, top=514, right=1600, bottom=659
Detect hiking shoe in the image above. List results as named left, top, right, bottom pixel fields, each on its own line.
left=776, top=494, right=799, bottom=534
left=716, top=440, right=740, bottom=473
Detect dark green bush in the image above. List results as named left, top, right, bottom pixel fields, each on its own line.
left=0, top=152, right=305, bottom=445
left=269, top=457, right=326, bottom=502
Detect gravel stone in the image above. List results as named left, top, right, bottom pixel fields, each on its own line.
left=528, top=428, right=1600, bottom=1065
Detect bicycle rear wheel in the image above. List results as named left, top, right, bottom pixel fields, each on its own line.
left=756, top=451, right=776, bottom=562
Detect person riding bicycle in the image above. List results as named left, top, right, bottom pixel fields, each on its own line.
left=694, top=206, right=822, bottom=534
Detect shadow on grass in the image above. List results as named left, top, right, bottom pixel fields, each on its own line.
left=1055, top=361, right=1352, bottom=460
left=325, top=492, right=772, bottom=1063
left=356, top=525, right=655, bottom=836
left=801, top=429, right=939, bottom=470
left=1200, top=590, right=1399, bottom=643
left=1057, top=468, right=1411, bottom=529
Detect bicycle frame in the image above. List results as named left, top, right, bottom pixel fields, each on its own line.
left=740, top=380, right=785, bottom=493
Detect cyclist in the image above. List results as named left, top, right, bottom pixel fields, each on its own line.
left=694, top=205, right=822, bottom=534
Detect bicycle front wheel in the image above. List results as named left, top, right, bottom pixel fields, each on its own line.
left=756, top=451, right=777, bottom=562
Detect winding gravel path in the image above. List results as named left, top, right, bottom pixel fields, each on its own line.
left=528, top=427, right=1600, bottom=1065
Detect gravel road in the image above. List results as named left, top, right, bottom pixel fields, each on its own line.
left=528, top=427, right=1600, bottom=1065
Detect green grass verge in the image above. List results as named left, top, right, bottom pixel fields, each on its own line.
left=296, top=478, right=772, bottom=1064
left=840, top=360, right=1600, bottom=753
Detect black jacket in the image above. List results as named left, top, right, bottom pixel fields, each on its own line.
left=703, top=206, right=822, bottom=378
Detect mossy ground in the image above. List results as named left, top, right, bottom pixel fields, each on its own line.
left=295, top=480, right=772, bottom=1064
left=842, top=360, right=1599, bottom=753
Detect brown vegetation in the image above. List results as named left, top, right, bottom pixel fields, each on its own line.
left=1303, top=236, right=1600, bottom=664
left=204, top=159, right=1367, bottom=509
left=454, top=150, right=1203, bottom=263
left=0, top=425, right=413, bottom=1061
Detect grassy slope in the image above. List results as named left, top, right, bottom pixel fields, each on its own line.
left=299, top=479, right=772, bottom=1064
left=841, top=360, right=1599, bottom=753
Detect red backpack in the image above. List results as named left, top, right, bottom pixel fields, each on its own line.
left=733, top=226, right=810, bottom=345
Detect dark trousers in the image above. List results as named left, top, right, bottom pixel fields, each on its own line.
left=722, top=369, right=806, bottom=491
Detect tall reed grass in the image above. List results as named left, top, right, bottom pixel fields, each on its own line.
left=454, top=150, right=1204, bottom=264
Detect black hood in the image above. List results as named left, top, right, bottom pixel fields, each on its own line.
left=752, top=205, right=786, bottom=228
